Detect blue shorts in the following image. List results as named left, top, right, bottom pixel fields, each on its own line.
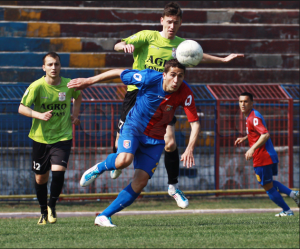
left=253, top=163, right=278, bottom=186
left=117, top=127, right=165, bottom=178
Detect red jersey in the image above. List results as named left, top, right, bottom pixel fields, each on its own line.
left=246, top=109, right=279, bottom=167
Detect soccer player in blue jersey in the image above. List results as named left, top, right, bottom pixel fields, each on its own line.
left=67, top=59, right=200, bottom=227
left=235, top=92, right=299, bottom=217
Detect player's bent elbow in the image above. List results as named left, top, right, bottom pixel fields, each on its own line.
left=263, top=133, right=270, bottom=140
left=18, top=104, right=25, bottom=115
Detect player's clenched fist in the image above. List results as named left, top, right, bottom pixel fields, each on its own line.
left=71, top=115, right=80, bottom=125
left=245, top=148, right=255, bottom=160
left=122, top=44, right=135, bottom=53
left=39, top=110, right=53, bottom=121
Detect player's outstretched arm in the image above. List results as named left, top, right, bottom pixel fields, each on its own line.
left=180, top=121, right=200, bottom=168
left=67, top=69, right=125, bottom=90
left=18, top=104, right=52, bottom=121
left=71, top=93, right=82, bottom=126
left=114, top=41, right=135, bottom=53
left=234, top=135, right=248, bottom=146
left=200, top=53, right=244, bottom=63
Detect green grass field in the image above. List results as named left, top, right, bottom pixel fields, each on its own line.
left=0, top=197, right=299, bottom=248
left=0, top=213, right=299, bottom=248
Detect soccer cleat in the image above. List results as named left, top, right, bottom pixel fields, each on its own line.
left=275, top=210, right=294, bottom=217
left=110, top=169, right=122, bottom=179
left=47, top=206, right=57, bottom=224
left=168, top=188, right=189, bottom=209
left=291, top=190, right=300, bottom=207
left=80, top=165, right=101, bottom=187
left=37, top=213, right=48, bottom=225
left=94, top=215, right=116, bottom=227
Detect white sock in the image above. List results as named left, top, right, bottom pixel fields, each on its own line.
left=289, top=191, right=295, bottom=198
left=168, top=184, right=177, bottom=194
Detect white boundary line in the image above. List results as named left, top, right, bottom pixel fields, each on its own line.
left=0, top=208, right=298, bottom=218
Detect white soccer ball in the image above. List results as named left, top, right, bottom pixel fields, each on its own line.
left=176, top=40, right=203, bottom=67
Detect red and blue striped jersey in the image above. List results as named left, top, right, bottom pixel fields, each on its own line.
left=246, top=109, right=279, bottom=167
left=120, top=69, right=199, bottom=140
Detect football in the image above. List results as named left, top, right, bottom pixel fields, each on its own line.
left=176, top=40, right=203, bottom=67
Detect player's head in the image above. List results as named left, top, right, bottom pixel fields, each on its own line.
left=239, top=92, right=254, bottom=116
left=161, top=2, right=182, bottom=39
left=42, top=52, right=61, bottom=79
left=163, top=59, right=185, bottom=93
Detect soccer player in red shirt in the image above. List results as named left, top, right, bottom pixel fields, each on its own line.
left=235, top=92, right=299, bottom=217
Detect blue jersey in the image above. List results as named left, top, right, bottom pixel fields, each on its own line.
left=120, top=69, right=198, bottom=140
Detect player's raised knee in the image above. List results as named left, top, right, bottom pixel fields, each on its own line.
left=115, top=153, right=134, bottom=169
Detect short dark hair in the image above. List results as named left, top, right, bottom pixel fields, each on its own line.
left=43, top=52, right=61, bottom=64
left=164, top=59, right=186, bottom=74
left=239, top=92, right=254, bottom=101
left=162, top=2, right=182, bottom=19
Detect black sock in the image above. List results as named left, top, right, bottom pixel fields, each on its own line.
left=48, top=171, right=65, bottom=208
left=164, top=147, right=179, bottom=185
left=113, top=144, right=117, bottom=153
left=35, top=181, right=48, bottom=214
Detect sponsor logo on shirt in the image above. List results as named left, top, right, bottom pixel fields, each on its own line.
left=164, top=105, right=173, bottom=111
left=185, top=95, right=192, bottom=106
left=150, top=45, right=159, bottom=50
left=145, top=56, right=167, bottom=70
left=253, top=118, right=259, bottom=126
left=133, top=73, right=142, bottom=81
left=58, top=92, right=66, bottom=101
left=158, top=95, right=169, bottom=100
left=123, top=140, right=131, bottom=149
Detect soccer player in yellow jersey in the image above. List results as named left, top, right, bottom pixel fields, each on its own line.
left=18, top=52, right=82, bottom=225
left=113, top=2, right=244, bottom=208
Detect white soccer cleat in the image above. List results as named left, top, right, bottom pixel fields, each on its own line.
left=275, top=210, right=294, bottom=217
left=110, top=169, right=122, bottom=179
left=94, top=215, right=116, bottom=227
left=292, top=190, right=300, bottom=208
left=80, top=165, right=101, bottom=187
left=168, top=188, right=189, bottom=209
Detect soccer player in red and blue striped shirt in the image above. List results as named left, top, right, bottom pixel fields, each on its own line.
left=235, top=92, right=299, bottom=217
left=67, top=59, right=200, bottom=227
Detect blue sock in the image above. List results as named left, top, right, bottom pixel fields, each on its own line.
left=100, top=183, right=140, bottom=217
left=273, top=180, right=292, bottom=196
left=266, top=187, right=290, bottom=212
left=96, top=153, right=117, bottom=174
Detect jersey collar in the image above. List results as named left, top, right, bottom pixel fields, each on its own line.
left=245, top=109, right=254, bottom=120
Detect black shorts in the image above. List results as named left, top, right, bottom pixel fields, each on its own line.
left=168, top=116, right=177, bottom=126
left=32, top=140, right=72, bottom=175
left=117, top=89, right=139, bottom=132
left=117, top=89, right=177, bottom=132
